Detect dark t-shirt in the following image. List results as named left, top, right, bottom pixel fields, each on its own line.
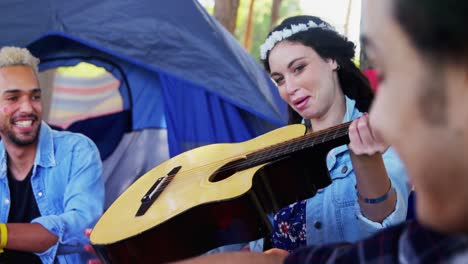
left=0, top=168, right=42, bottom=264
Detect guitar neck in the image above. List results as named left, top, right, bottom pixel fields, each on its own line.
left=245, top=121, right=351, bottom=167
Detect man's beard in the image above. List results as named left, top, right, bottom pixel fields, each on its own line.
left=2, top=122, right=41, bottom=146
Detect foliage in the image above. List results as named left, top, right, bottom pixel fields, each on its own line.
left=199, top=0, right=301, bottom=61
left=235, top=0, right=301, bottom=60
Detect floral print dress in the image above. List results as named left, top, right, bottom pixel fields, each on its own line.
left=270, top=200, right=307, bottom=252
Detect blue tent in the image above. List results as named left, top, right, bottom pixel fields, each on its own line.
left=0, top=0, right=287, bottom=206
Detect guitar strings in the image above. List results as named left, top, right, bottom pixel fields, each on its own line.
left=184, top=123, right=350, bottom=173
left=155, top=126, right=350, bottom=186
left=133, top=129, right=350, bottom=202
left=144, top=126, right=350, bottom=192
left=164, top=130, right=348, bottom=182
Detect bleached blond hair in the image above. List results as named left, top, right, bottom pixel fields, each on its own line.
left=0, top=46, right=40, bottom=75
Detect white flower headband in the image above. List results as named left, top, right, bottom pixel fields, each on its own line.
left=260, top=20, right=336, bottom=60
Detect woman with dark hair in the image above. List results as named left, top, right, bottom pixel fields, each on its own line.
left=261, top=15, right=374, bottom=124
left=204, top=15, right=410, bottom=256
left=247, top=15, right=411, bottom=252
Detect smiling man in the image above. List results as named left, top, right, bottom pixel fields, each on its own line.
left=0, top=47, right=104, bottom=263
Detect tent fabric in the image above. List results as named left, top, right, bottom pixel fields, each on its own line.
left=48, top=69, right=123, bottom=128
left=67, top=111, right=132, bottom=161
left=102, top=128, right=170, bottom=208
left=160, top=73, right=272, bottom=156
left=48, top=110, right=132, bottom=162
left=0, top=0, right=287, bottom=126
left=0, top=0, right=288, bottom=207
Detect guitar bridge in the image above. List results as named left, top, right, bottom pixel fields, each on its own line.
left=135, top=166, right=182, bottom=217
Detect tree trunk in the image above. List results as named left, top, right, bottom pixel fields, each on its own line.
left=344, top=0, right=353, bottom=37
left=214, top=0, right=240, bottom=34
left=270, top=0, right=283, bottom=30
left=359, top=0, right=370, bottom=69
left=243, top=0, right=256, bottom=50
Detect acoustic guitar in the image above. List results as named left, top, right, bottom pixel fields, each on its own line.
left=90, top=122, right=351, bottom=263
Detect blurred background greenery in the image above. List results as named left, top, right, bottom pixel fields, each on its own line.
left=197, top=0, right=362, bottom=62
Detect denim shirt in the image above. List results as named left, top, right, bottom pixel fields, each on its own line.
left=303, top=96, right=411, bottom=245
left=0, top=122, right=105, bottom=264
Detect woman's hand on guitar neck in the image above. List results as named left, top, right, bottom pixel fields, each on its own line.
left=347, top=113, right=397, bottom=223
left=84, top=228, right=102, bottom=264
left=348, top=113, right=388, bottom=156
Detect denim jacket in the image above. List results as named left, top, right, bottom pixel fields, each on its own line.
left=244, top=97, right=411, bottom=252
left=302, top=96, right=411, bottom=245
left=0, top=122, right=105, bottom=263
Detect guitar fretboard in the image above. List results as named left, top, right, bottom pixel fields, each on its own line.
left=243, top=122, right=350, bottom=168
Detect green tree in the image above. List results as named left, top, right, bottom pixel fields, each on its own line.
left=236, top=0, right=301, bottom=59
left=199, top=0, right=301, bottom=60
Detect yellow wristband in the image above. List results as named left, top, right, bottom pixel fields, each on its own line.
left=0, top=223, right=7, bottom=253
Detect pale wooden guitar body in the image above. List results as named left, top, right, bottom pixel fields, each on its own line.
left=91, top=123, right=349, bottom=263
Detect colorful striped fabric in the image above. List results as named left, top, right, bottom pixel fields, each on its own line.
left=46, top=64, right=123, bottom=129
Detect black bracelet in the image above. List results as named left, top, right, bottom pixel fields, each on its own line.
left=356, top=181, right=393, bottom=204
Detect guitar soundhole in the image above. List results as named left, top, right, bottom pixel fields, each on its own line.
left=209, top=158, right=247, bottom=182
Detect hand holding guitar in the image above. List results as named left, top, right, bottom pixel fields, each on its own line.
left=348, top=113, right=388, bottom=156
left=347, top=113, right=397, bottom=223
